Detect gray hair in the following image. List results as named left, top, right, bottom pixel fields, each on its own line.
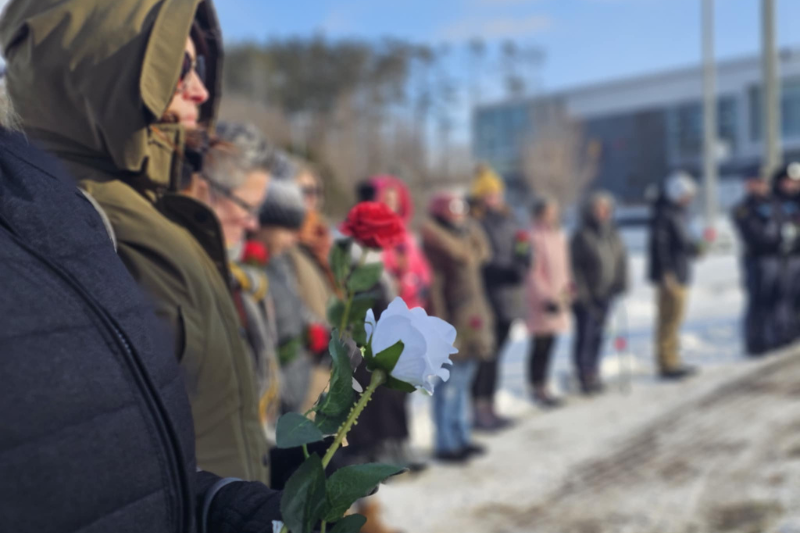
left=582, top=190, right=615, bottom=222
left=587, top=190, right=614, bottom=210
left=0, top=78, right=22, bottom=132
left=203, top=122, right=275, bottom=191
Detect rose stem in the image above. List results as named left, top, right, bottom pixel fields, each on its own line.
left=321, top=369, right=386, bottom=469
left=338, top=248, right=369, bottom=339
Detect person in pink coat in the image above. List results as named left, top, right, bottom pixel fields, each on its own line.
left=526, top=197, right=573, bottom=407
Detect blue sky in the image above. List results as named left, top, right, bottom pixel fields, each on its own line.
left=217, top=0, right=800, bottom=95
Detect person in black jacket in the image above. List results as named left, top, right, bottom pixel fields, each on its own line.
left=571, top=191, right=628, bottom=394
left=731, top=165, right=782, bottom=356
left=0, top=124, right=286, bottom=532
left=648, top=171, right=702, bottom=380
left=469, top=164, right=531, bottom=431
left=767, top=162, right=800, bottom=349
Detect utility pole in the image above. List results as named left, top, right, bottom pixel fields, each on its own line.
left=702, top=0, right=718, bottom=233
left=762, top=0, right=782, bottom=179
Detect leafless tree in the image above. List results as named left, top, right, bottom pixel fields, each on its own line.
left=522, top=103, right=602, bottom=208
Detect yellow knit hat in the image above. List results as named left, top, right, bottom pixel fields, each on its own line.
left=470, top=164, right=505, bottom=199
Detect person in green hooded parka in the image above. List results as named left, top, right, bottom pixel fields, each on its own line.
left=1, top=0, right=269, bottom=484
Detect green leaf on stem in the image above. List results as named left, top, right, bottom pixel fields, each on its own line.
left=348, top=294, right=375, bottom=321
left=346, top=263, right=383, bottom=293
left=315, top=336, right=355, bottom=434
left=330, top=240, right=352, bottom=291
left=328, top=294, right=373, bottom=334
left=369, top=340, right=404, bottom=374
left=351, top=322, right=368, bottom=346
left=322, top=463, right=406, bottom=522
left=280, top=454, right=327, bottom=533
left=314, top=410, right=346, bottom=436
left=276, top=413, right=325, bottom=449
left=326, top=298, right=345, bottom=329
left=385, top=376, right=417, bottom=393
left=329, top=514, right=367, bottom=533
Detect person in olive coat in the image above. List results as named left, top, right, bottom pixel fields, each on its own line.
left=571, top=191, right=628, bottom=394
left=423, top=191, right=496, bottom=462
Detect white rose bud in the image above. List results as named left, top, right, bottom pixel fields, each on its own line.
left=365, top=297, right=458, bottom=394
left=273, top=521, right=284, bottom=533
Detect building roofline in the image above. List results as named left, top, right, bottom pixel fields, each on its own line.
left=475, top=47, right=800, bottom=113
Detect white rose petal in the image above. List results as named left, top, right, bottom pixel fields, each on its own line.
left=366, top=297, right=457, bottom=394
left=273, top=521, right=284, bottom=533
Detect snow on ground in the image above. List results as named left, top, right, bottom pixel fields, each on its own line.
left=404, top=230, right=746, bottom=454
left=375, top=230, right=800, bottom=532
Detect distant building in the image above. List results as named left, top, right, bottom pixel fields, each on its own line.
left=473, top=49, right=800, bottom=205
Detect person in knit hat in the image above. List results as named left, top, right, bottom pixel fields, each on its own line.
left=648, top=171, right=703, bottom=381
left=423, top=190, right=495, bottom=462
left=469, top=163, right=530, bottom=431
left=470, top=162, right=505, bottom=200
left=288, top=162, right=338, bottom=415
left=255, top=162, right=315, bottom=414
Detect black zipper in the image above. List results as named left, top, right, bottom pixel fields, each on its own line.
left=0, top=217, right=191, bottom=533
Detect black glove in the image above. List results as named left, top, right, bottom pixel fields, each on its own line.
left=270, top=436, right=338, bottom=490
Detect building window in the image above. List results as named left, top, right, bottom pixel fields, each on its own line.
left=669, top=96, right=737, bottom=160
left=749, top=77, right=800, bottom=141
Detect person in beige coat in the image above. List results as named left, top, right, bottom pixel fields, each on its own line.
left=422, top=191, right=496, bottom=463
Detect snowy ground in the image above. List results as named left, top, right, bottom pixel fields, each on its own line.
left=377, top=231, right=800, bottom=532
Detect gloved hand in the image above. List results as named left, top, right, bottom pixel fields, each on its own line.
left=269, top=436, right=338, bottom=490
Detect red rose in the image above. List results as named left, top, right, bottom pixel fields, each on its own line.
left=341, top=202, right=405, bottom=250
left=515, top=230, right=529, bottom=243
left=307, top=323, right=331, bottom=355
left=242, top=241, right=269, bottom=266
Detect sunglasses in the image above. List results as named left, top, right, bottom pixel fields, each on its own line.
left=206, top=179, right=261, bottom=219
left=179, top=51, right=206, bottom=85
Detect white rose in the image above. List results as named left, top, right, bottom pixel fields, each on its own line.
left=273, top=521, right=284, bottom=533
left=365, top=297, right=458, bottom=394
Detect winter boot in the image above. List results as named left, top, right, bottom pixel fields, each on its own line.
left=473, top=399, right=499, bottom=432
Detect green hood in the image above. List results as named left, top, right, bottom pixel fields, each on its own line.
left=0, top=0, right=223, bottom=190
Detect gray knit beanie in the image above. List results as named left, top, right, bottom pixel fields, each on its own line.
left=259, top=176, right=307, bottom=229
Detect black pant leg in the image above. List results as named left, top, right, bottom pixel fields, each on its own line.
left=472, top=320, right=512, bottom=400
left=572, top=306, right=590, bottom=386
left=587, top=304, right=610, bottom=379
left=529, top=335, right=555, bottom=387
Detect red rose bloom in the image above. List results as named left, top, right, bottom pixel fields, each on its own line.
left=307, top=323, right=331, bottom=355
left=515, top=230, right=530, bottom=243
left=242, top=240, right=269, bottom=266
left=341, top=202, right=405, bottom=250
left=469, top=316, right=484, bottom=329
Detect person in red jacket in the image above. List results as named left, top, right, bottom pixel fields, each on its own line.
left=370, top=175, right=433, bottom=310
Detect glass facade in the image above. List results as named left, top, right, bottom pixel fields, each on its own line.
left=749, top=77, right=800, bottom=141
left=667, top=96, right=738, bottom=161
left=473, top=103, right=533, bottom=176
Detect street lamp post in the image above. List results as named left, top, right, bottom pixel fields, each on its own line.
left=702, top=0, right=718, bottom=237
left=762, top=0, right=782, bottom=180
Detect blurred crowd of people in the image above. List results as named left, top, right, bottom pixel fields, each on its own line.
left=732, top=162, right=800, bottom=358
left=1, top=1, right=798, bottom=533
